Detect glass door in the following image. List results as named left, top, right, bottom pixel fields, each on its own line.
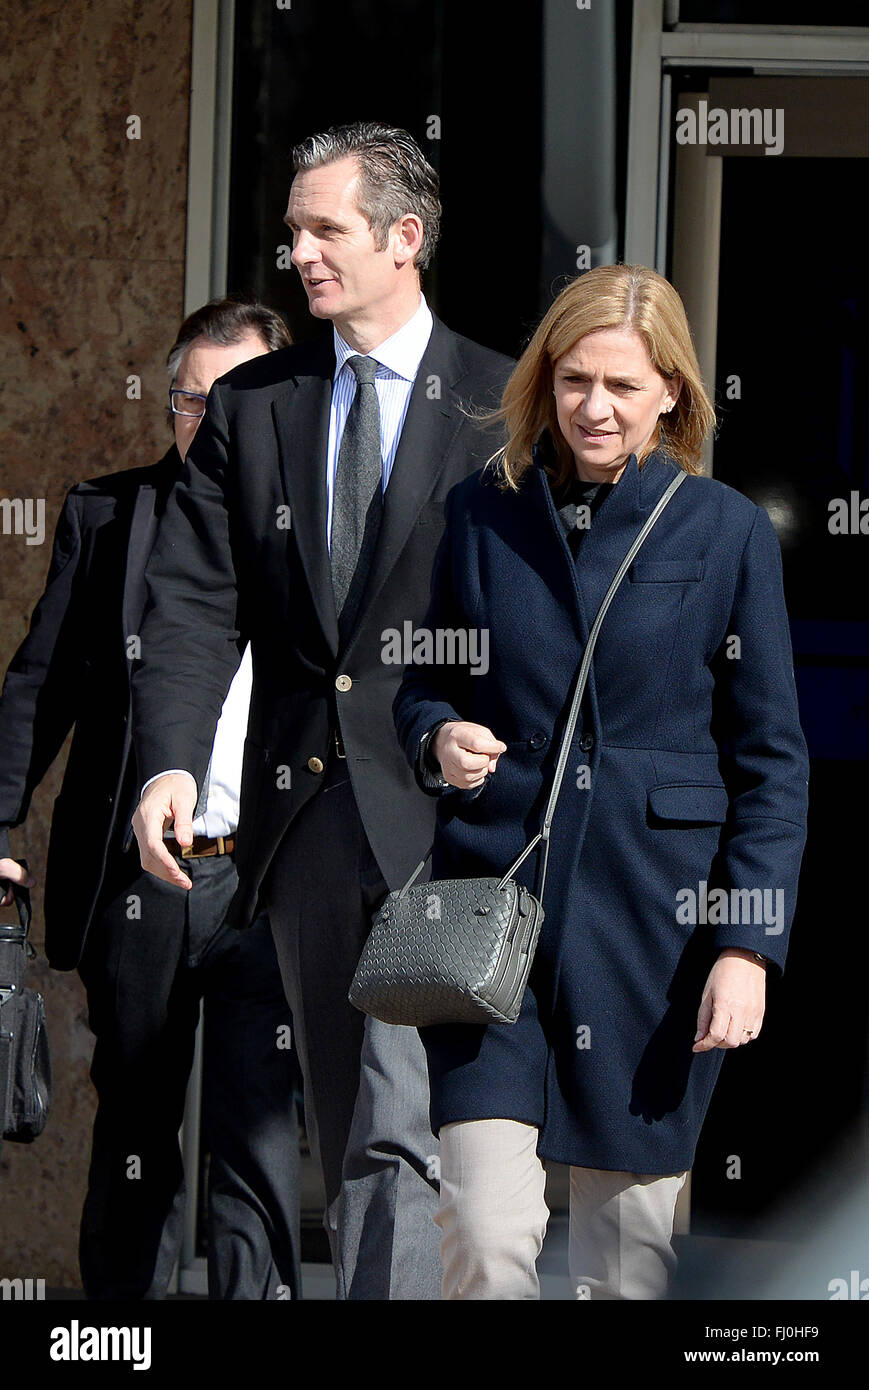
left=665, top=67, right=869, bottom=1241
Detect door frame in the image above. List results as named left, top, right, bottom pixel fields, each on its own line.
left=625, top=6, right=869, bottom=271
left=175, top=0, right=236, bottom=1297
left=624, top=5, right=869, bottom=1229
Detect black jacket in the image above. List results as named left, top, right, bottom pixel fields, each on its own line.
left=132, top=318, right=513, bottom=928
left=0, top=449, right=181, bottom=969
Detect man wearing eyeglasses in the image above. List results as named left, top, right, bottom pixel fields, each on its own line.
left=0, top=296, right=302, bottom=1301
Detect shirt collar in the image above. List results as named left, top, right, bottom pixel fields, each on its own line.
left=332, top=294, right=433, bottom=383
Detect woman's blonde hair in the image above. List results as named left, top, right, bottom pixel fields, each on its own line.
left=490, top=264, right=716, bottom=490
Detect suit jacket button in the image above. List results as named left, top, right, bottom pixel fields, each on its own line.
left=307, top=756, right=324, bottom=774
left=529, top=732, right=547, bottom=750
left=579, top=733, right=594, bottom=752
left=335, top=674, right=352, bottom=692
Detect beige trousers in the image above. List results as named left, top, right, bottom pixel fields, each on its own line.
left=436, top=1119, right=687, bottom=1300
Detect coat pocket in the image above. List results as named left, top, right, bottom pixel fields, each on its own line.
left=647, top=783, right=729, bottom=824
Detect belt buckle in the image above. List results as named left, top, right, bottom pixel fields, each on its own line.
left=334, top=730, right=346, bottom=760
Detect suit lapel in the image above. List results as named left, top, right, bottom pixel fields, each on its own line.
left=122, top=449, right=180, bottom=651
left=344, top=319, right=466, bottom=641
left=272, top=337, right=339, bottom=655
left=122, top=486, right=158, bottom=650
left=119, top=452, right=179, bottom=843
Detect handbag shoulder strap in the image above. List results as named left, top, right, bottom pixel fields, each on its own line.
left=398, top=469, right=686, bottom=902
left=500, top=468, right=686, bottom=901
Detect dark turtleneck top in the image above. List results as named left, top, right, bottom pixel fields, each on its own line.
left=551, top=475, right=614, bottom=559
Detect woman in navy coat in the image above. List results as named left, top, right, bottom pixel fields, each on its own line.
left=393, top=265, right=809, bottom=1300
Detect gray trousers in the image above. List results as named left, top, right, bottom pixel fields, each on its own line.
left=265, top=755, right=441, bottom=1300
left=438, top=1119, right=687, bottom=1300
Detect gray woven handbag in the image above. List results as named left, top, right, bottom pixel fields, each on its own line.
left=349, top=471, right=685, bottom=1028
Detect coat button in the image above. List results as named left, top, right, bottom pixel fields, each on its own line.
left=335, top=674, right=352, bottom=692
left=579, top=733, right=594, bottom=752
left=307, top=756, right=324, bottom=774
left=529, top=732, right=548, bottom=750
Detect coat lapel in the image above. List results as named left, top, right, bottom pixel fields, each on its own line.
left=530, top=453, right=590, bottom=643
left=532, top=446, right=679, bottom=628
left=570, top=450, right=677, bottom=622
left=272, top=337, right=339, bottom=655
left=529, top=446, right=681, bottom=723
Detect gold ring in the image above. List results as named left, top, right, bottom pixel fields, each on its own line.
left=743, top=1028, right=754, bottom=1036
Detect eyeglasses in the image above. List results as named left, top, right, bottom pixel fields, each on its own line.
left=169, top=387, right=208, bottom=418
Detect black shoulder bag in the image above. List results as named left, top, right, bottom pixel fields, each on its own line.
left=1, top=867, right=52, bottom=1145
left=349, top=470, right=686, bottom=1028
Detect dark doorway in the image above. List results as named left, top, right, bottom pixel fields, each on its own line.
left=692, top=150, right=869, bottom=1235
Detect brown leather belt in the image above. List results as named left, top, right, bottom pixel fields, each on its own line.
left=164, top=834, right=236, bottom=859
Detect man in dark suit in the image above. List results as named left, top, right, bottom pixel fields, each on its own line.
left=131, top=122, right=513, bottom=1299
left=0, top=297, right=302, bottom=1300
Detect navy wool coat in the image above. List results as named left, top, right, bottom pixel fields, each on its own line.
left=393, top=446, right=809, bottom=1173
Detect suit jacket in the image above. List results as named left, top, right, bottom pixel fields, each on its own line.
left=132, top=317, right=513, bottom=927
left=0, top=448, right=181, bottom=970
left=393, top=444, right=810, bottom=1171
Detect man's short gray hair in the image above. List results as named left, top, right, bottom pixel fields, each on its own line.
left=291, top=122, right=441, bottom=270
left=166, top=295, right=291, bottom=381
left=165, top=296, right=291, bottom=430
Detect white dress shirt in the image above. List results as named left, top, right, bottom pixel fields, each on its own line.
left=192, top=642, right=252, bottom=837
left=150, top=643, right=252, bottom=839
left=326, top=294, right=434, bottom=549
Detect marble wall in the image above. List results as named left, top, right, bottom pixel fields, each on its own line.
left=0, top=0, right=192, bottom=1288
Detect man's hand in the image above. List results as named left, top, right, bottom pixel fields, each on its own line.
left=0, top=857, right=36, bottom=908
left=132, top=773, right=197, bottom=890
left=693, top=948, right=767, bottom=1052
left=431, top=721, right=507, bottom=790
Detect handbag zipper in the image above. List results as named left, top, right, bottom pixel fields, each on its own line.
left=496, top=891, right=543, bottom=1009
left=476, top=883, right=523, bottom=1003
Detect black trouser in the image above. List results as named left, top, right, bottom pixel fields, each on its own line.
left=78, top=846, right=302, bottom=1300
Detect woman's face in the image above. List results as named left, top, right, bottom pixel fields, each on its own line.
left=552, top=327, right=681, bottom=483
